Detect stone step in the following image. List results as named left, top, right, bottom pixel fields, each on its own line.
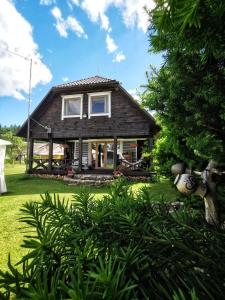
left=64, top=175, right=114, bottom=185
left=66, top=179, right=114, bottom=186
left=67, top=174, right=114, bottom=181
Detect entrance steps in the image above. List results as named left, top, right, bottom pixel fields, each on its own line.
left=64, top=174, right=114, bottom=185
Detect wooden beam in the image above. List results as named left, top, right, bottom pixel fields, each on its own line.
left=95, top=142, right=98, bottom=169
left=88, top=142, right=92, bottom=166
left=113, top=136, right=117, bottom=171
left=28, top=138, right=34, bottom=172
left=104, top=142, right=107, bottom=168
left=78, top=137, right=83, bottom=171
left=48, top=137, right=53, bottom=170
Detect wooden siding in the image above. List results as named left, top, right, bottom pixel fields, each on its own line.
left=18, top=85, right=155, bottom=139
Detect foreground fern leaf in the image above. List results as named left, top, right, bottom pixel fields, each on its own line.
left=0, top=180, right=225, bottom=299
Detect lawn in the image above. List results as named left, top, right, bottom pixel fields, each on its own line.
left=0, top=164, right=177, bottom=272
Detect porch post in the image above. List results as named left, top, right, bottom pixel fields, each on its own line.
left=113, top=136, right=117, bottom=171
left=28, top=138, right=34, bottom=172
left=78, top=137, right=83, bottom=171
left=48, top=136, right=53, bottom=171
left=148, top=136, right=154, bottom=151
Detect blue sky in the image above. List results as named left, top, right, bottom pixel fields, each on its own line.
left=0, top=0, right=162, bottom=126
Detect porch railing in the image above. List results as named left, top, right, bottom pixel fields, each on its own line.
left=31, top=158, right=150, bottom=174
left=32, top=159, right=79, bottom=170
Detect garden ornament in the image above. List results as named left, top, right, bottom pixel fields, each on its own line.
left=172, top=161, right=222, bottom=226
left=174, top=173, right=198, bottom=195
left=0, top=139, right=12, bottom=195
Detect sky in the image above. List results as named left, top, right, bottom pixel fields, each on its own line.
left=0, top=0, right=163, bottom=127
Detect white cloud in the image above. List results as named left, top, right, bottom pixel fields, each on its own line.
left=71, top=0, right=154, bottom=33
left=40, top=0, right=55, bottom=6
left=51, top=6, right=88, bottom=38
left=67, top=0, right=80, bottom=10
left=100, top=13, right=111, bottom=32
left=67, top=16, right=88, bottom=38
left=113, top=51, right=126, bottom=63
left=106, top=34, right=117, bottom=53
left=70, top=0, right=79, bottom=5
left=80, top=0, right=111, bottom=32
left=51, top=6, right=61, bottom=19
left=62, top=76, right=69, bottom=82
left=68, top=0, right=155, bottom=59
left=0, top=0, right=52, bottom=100
left=117, top=0, right=154, bottom=32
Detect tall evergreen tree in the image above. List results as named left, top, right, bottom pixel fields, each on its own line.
left=142, top=0, right=225, bottom=224
left=143, top=0, right=225, bottom=170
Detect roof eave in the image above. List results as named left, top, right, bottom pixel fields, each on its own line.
left=53, top=80, right=119, bottom=92
left=16, top=88, right=54, bottom=137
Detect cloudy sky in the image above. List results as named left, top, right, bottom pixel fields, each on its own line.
left=0, top=0, right=162, bottom=126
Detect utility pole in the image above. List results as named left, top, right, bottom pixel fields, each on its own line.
left=26, top=58, right=32, bottom=173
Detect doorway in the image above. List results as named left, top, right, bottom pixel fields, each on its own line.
left=91, top=142, right=114, bottom=169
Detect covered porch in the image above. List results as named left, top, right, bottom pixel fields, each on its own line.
left=28, top=136, right=153, bottom=177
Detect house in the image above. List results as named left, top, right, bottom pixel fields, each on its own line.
left=17, top=76, right=159, bottom=175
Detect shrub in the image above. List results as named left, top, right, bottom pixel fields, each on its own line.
left=0, top=178, right=225, bottom=299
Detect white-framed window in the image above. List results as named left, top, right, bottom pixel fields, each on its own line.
left=61, top=94, right=83, bottom=120
left=88, top=91, right=111, bottom=118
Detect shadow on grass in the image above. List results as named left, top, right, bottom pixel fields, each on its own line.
left=4, top=173, right=111, bottom=196
left=4, top=165, right=178, bottom=201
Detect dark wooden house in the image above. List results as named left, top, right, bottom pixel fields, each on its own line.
left=17, top=76, right=158, bottom=175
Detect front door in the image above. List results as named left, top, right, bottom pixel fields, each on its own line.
left=91, top=142, right=113, bottom=169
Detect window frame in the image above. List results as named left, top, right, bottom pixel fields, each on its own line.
left=88, top=91, right=111, bottom=118
left=61, top=94, right=83, bottom=120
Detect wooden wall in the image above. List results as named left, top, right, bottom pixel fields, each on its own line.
left=18, top=85, right=154, bottom=139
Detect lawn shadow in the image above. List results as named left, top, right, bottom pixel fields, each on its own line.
left=4, top=172, right=111, bottom=196
left=4, top=167, right=178, bottom=201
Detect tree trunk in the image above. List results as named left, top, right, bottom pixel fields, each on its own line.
left=203, top=194, right=219, bottom=225
left=202, top=160, right=220, bottom=226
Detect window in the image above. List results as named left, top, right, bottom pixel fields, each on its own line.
left=62, top=94, right=83, bottom=120
left=88, top=92, right=111, bottom=118
left=65, top=99, right=80, bottom=115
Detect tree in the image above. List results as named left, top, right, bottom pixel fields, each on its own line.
left=142, top=0, right=225, bottom=224
left=2, top=131, right=25, bottom=165
left=0, top=124, right=20, bottom=136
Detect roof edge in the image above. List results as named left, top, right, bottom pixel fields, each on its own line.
left=16, top=88, right=54, bottom=137
left=53, top=80, right=119, bottom=91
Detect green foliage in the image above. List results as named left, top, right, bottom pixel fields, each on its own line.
left=1, top=130, right=25, bottom=164
left=151, top=119, right=193, bottom=177
left=0, top=163, right=176, bottom=273
left=143, top=1, right=225, bottom=175
left=0, top=124, right=20, bottom=136
left=1, top=178, right=225, bottom=299
left=148, top=0, right=225, bottom=57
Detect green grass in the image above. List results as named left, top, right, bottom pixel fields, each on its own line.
left=0, top=164, right=177, bottom=272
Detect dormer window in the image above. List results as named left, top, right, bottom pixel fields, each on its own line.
left=88, top=92, right=111, bottom=118
left=61, top=94, right=83, bottom=120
